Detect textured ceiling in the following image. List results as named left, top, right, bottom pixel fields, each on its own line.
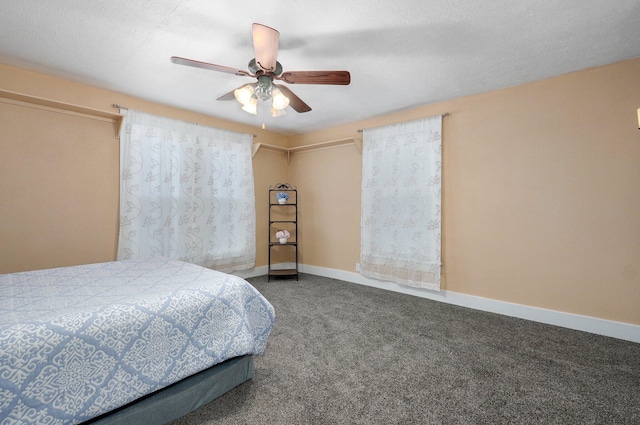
left=1, top=0, right=639, bottom=135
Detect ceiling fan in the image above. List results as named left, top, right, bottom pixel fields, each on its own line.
left=170, top=23, right=351, bottom=116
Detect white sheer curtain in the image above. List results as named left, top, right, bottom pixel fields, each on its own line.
left=361, top=115, right=442, bottom=290
left=118, top=109, right=255, bottom=272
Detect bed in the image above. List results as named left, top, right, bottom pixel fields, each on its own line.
left=0, top=257, right=275, bottom=424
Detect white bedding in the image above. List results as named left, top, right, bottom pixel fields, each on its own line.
left=0, top=257, right=275, bottom=424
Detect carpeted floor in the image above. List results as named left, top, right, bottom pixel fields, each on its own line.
left=170, top=274, right=640, bottom=424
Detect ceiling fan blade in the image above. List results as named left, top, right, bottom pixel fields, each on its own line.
left=252, top=23, right=279, bottom=72
left=216, top=88, right=238, bottom=101
left=170, top=56, right=252, bottom=77
left=277, top=70, right=351, bottom=85
left=274, top=84, right=312, bottom=113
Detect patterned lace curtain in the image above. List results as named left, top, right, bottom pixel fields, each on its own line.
left=361, top=115, right=442, bottom=290
left=118, top=110, right=256, bottom=272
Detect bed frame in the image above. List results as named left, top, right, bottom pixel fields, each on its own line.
left=86, top=355, right=253, bottom=424
left=1, top=258, right=274, bottom=424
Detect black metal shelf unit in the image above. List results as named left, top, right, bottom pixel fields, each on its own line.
left=268, top=183, right=298, bottom=281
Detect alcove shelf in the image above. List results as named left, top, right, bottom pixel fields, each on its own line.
left=252, top=137, right=362, bottom=162
left=0, top=89, right=124, bottom=138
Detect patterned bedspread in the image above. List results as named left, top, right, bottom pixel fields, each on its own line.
left=0, top=257, right=275, bottom=424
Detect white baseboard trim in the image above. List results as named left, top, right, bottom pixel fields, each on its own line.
left=232, top=263, right=639, bottom=343
left=233, top=262, right=296, bottom=279
left=233, top=265, right=268, bottom=279
left=297, top=264, right=640, bottom=344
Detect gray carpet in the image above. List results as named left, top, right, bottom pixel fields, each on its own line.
left=170, top=274, right=640, bottom=424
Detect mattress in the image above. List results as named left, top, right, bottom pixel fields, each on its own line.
left=0, top=257, right=275, bottom=424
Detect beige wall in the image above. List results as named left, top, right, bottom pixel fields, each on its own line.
left=2, top=58, right=639, bottom=326
left=288, top=145, right=362, bottom=270
left=253, top=149, right=290, bottom=266
left=288, top=58, right=640, bottom=326
left=0, top=63, right=287, bottom=273
left=1, top=103, right=119, bottom=271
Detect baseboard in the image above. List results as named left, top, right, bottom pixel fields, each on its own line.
left=233, top=263, right=639, bottom=343
left=233, top=265, right=268, bottom=279
left=297, top=264, right=640, bottom=344
left=232, top=263, right=295, bottom=279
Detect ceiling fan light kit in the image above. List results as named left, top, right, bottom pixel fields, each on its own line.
left=271, top=88, right=290, bottom=110
left=233, top=83, right=289, bottom=117
left=234, top=84, right=255, bottom=105
left=171, top=23, right=350, bottom=122
left=271, top=107, right=287, bottom=117
left=241, top=96, right=258, bottom=115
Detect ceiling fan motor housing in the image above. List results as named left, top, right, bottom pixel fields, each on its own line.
left=248, top=58, right=282, bottom=76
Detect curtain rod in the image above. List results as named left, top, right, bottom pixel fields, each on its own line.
left=112, top=104, right=257, bottom=137
left=357, top=112, right=449, bottom=133
left=113, top=104, right=447, bottom=136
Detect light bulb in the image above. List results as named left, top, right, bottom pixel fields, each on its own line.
left=234, top=85, right=254, bottom=105
left=271, top=107, right=287, bottom=117
left=242, top=96, right=258, bottom=115
left=271, top=88, right=290, bottom=111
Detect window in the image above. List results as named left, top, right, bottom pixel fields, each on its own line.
left=361, top=116, right=442, bottom=290
left=118, top=110, right=255, bottom=272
